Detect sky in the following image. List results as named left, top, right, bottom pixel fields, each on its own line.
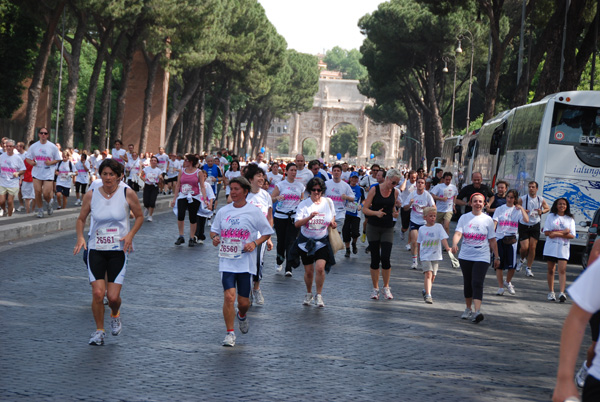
left=257, top=0, right=384, bottom=55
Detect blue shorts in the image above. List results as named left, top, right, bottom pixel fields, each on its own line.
left=409, top=220, right=423, bottom=232
left=221, top=272, right=252, bottom=298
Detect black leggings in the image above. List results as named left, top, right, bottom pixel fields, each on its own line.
left=143, top=185, right=159, bottom=208
left=583, top=374, right=600, bottom=401
left=367, top=224, right=394, bottom=270
left=177, top=198, right=200, bottom=224
left=274, top=216, right=299, bottom=273
left=195, top=216, right=208, bottom=240
left=459, top=259, right=490, bottom=300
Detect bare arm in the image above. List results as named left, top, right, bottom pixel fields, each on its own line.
left=74, top=191, right=93, bottom=254
left=122, top=188, right=144, bottom=252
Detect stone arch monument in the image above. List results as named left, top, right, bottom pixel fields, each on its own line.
left=286, top=79, right=401, bottom=166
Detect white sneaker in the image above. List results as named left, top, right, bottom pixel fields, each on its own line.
left=315, top=294, right=325, bottom=307
left=517, top=258, right=526, bottom=272
left=237, top=312, right=249, bottom=334
left=147, top=216, right=153, bottom=222
left=47, top=203, right=53, bottom=216
left=559, top=292, right=568, bottom=303
left=110, top=315, right=122, bottom=336
left=276, top=264, right=283, bottom=272
left=370, top=288, right=380, bottom=300
left=89, top=330, right=105, bottom=345
left=37, top=210, right=44, bottom=218
left=143, top=208, right=149, bottom=217
left=222, top=332, right=236, bottom=347
left=460, top=308, right=472, bottom=319
left=496, top=287, right=505, bottom=296
left=405, top=244, right=411, bottom=251
left=576, top=361, right=589, bottom=388
left=382, top=286, right=393, bottom=300
left=284, top=271, right=292, bottom=277
left=16, top=206, right=24, bottom=212
left=75, top=199, right=81, bottom=206
left=410, top=260, right=418, bottom=270
left=400, top=232, right=405, bottom=240
left=547, top=292, right=556, bottom=301
left=303, top=292, right=314, bottom=306
left=526, top=268, right=534, bottom=277
left=253, top=289, right=264, bottom=305
left=504, top=281, right=516, bottom=295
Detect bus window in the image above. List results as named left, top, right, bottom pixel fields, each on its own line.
left=507, top=104, right=545, bottom=150
left=550, top=103, right=600, bottom=145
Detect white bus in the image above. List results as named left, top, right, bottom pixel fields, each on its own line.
left=466, top=91, right=600, bottom=245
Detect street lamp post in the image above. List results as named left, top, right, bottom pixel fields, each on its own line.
left=443, top=55, right=458, bottom=137
left=456, top=31, right=475, bottom=136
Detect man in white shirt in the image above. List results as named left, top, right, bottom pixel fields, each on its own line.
left=294, top=154, right=313, bottom=187
left=341, top=162, right=351, bottom=183
left=252, top=152, right=268, bottom=174
left=325, top=164, right=355, bottom=231
left=25, top=128, right=61, bottom=218
left=517, top=181, right=550, bottom=276
left=430, top=172, right=458, bottom=234
left=360, top=164, right=380, bottom=191
left=0, top=139, right=26, bottom=216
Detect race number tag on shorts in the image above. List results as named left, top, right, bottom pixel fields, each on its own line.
left=95, top=227, right=121, bottom=250
left=345, top=201, right=358, bottom=214
left=219, top=238, right=243, bottom=259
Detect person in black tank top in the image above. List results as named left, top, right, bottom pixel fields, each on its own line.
left=362, top=169, right=402, bottom=301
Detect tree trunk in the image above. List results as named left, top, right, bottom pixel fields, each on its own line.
left=138, top=50, right=161, bottom=154
left=204, top=82, right=227, bottom=151
left=83, top=21, right=114, bottom=152
left=561, top=1, right=594, bottom=91
left=197, top=87, right=207, bottom=153
left=97, top=31, right=124, bottom=152
left=24, top=1, right=66, bottom=143
left=60, top=9, right=87, bottom=148
left=220, top=88, right=231, bottom=149
left=424, top=59, right=444, bottom=163
left=164, top=67, right=204, bottom=146
left=113, top=25, right=141, bottom=142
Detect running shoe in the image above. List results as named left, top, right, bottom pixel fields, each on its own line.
left=16, top=206, right=25, bottom=212
left=188, top=238, right=195, bottom=247
left=547, top=292, right=556, bottom=301
left=504, top=281, right=516, bottom=295
left=285, top=270, right=292, bottom=277
left=352, top=243, right=358, bottom=254
left=410, top=260, right=418, bottom=270
left=370, top=288, right=380, bottom=300
left=253, top=289, right=264, bottom=305
left=57, top=206, right=61, bottom=210
left=276, top=264, right=283, bottom=272
left=237, top=313, right=249, bottom=334
left=422, top=289, right=426, bottom=299
left=460, top=308, right=472, bottom=319
left=471, top=311, right=485, bottom=323
left=526, top=268, right=534, bottom=277
left=196, top=239, right=204, bottom=245
left=575, top=361, right=589, bottom=388
left=174, top=236, right=185, bottom=245
left=424, top=295, right=433, bottom=304
left=47, top=203, right=53, bottom=216
left=559, top=292, right=568, bottom=303
left=37, top=210, right=44, bottom=218
left=400, top=231, right=405, bottom=240
left=517, top=258, right=526, bottom=272
left=103, top=295, right=109, bottom=305
left=89, top=330, right=105, bottom=346
left=222, top=332, right=236, bottom=347
left=315, top=294, right=325, bottom=307
left=405, top=244, right=411, bottom=251
left=110, top=315, right=122, bottom=336
left=360, top=233, right=366, bottom=243
left=365, top=245, right=370, bottom=254
left=382, top=286, right=393, bottom=300
left=143, top=208, right=149, bottom=217
left=496, top=287, right=505, bottom=296
left=147, top=216, right=153, bottom=222
left=75, top=200, right=81, bottom=206
left=345, top=249, right=350, bottom=258
left=303, top=292, right=314, bottom=306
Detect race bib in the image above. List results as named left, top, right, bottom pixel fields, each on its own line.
left=308, top=213, right=326, bottom=231
left=219, top=238, right=243, bottom=259
left=95, top=227, right=121, bottom=250
left=181, top=183, right=193, bottom=195
left=59, top=173, right=69, bottom=181
left=346, top=201, right=359, bottom=214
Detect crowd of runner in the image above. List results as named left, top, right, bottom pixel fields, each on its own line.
left=1, top=130, right=598, bottom=400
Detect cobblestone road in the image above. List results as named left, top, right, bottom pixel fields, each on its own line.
left=0, top=208, right=590, bottom=401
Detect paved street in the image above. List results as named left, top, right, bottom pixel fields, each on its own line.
left=0, top=208, right=590, bottom=401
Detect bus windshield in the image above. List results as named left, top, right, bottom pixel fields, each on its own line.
left=550, top=102, right=600, bottom=145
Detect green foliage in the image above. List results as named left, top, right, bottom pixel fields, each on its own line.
left=330, top=124, right=358, bottom=157
left=302, top=138, right=317, bottom=158
left=371, top=142, right=385, bottom=157
left=0, top=0, right=41, bottom=118
left=578, top=55, right=600, bottom=91
left=277, top=136, right=289, bottom=154
left=323, top=46, right=367, bottom=80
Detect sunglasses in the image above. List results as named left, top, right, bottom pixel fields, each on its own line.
left=39, top=132, right=49, bottom=135
left=311, top=188, right=322, bottom=193
left=391, top=181, right=399, bottom=186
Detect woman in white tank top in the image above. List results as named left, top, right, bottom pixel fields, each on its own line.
left=74, top=158, right=144, bottom=346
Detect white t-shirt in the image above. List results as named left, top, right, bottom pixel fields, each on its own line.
left=455, top=212, right=496, bottom=263
left=325, top=179, right=354, bottom=220
left=519, top=194, right=545, bottom=225
left=224, top=170, right=241, bottom=195
left=400, top=179, right=417, bottom=204
left=296, top=197, right=334, bottom=240
left=295, top=167, right=313, bottom=187
left=28, top=141, right=61, bottom=181
left=402, top=190, right=435, bottom=225
left=197, top=182, right=216, bottom=217
left=568, top=258, right=600, bottom=380
left=252, top=161, right=268, bottom=174
left=493, top=205, right=523, bottom=239
left=89, top=178, right=130, bottom=192
left=246, top=188, right=273, bottom=219
left=155, top=153, right=169, bottom=172
left=75, top=159, right=91, bottom=184
left=542, top=213, right=576, bottom=259
left=55, top=160, right=76, bottom=188
left=341, top=171, right=351, bottom=183
left=417, top=223, right=449, bottom=261
left=126, top=158, right=142, bottom=180
left=143, top=166, right=162, bottom=185
left=166, top=159, right=181, bottom=179
left=210, top=203, right=274, bottom=273
left=430, top=183, right=458, bottom=213
left=266, top=172, right=283, bottom=194
left=111, top=148, right=127, bottom=165
left=274, top=180, right=305, bottom=219
left=0, top=153, right=26, bottom=188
